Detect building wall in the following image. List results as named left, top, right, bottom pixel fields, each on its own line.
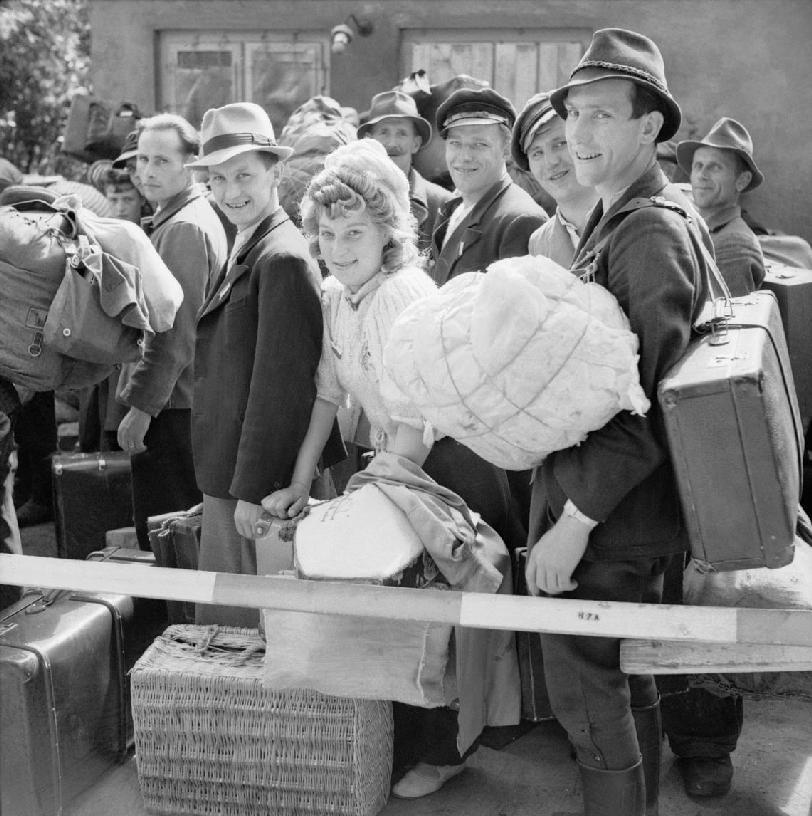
left=90, top=0, right=812, bottom=241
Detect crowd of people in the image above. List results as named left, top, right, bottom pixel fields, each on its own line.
left=0, top=24, right=800, bottom=816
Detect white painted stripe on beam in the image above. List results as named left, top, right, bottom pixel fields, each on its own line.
left=0, top=554, right=215, bottom=603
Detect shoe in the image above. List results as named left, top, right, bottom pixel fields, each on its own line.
left=391, top=762, right=466, bottom=799
left=677, top=755, right=733, bottom=797
left=15, top=499, right=53, bottom=527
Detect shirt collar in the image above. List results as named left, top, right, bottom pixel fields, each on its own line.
left=702, top=204, right=742, bottom=233
left=344, top=270, right=388, bottom=309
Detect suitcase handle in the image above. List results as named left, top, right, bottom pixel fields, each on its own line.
left=21, top=588, right=67, bottom=613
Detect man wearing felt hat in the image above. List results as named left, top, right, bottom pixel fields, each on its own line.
left=187, top=102, right=331, bottom=628
left=677, top=117, right=765, bottom=296
left=512, top=90, right=599, bottom=268
left=429, top=86, right=547, bottom=287
left=359, top=89, right=452, bottom=253
left=117, top=113, right=228, bottom=551
left=524, top=28, right=718, bottom=816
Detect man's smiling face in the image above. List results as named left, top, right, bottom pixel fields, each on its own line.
left=563, top=76, right=652, bottom=197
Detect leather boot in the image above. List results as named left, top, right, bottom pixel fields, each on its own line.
left=578, top=759, right=645, bottom=816
left=632, top=698, right=662, bottom=816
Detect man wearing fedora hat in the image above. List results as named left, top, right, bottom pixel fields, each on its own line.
left=187, top=102, right=329, bottom=627
left=512, top=90, right=599, bottom=268
left=524, top=29, right=717, bottom=816
left=359, top=89, right=452, bottom=254
left=677, top=117, right=765, bottom=296
left=117, top=113, right=228, bottom=551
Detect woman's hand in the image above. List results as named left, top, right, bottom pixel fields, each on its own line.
left=261, top=483, right=310, bottom=519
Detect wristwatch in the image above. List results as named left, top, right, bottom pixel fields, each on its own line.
left=563, top=499, right=598, bottom=530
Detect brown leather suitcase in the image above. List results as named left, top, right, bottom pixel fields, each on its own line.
left=761, top=263, right=812, bottom=430
left=658, top=291, right=804, bottom=571
left=0, top=589, right=133, bottom=816
left=52, top=451, right=134, bottom=560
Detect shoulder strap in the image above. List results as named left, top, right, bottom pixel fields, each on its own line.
left=580, top=194, right=731, bottom=329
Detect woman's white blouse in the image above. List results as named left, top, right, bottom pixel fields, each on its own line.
left=316, top=266, right=437, bottom=450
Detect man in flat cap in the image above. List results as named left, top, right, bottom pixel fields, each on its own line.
left=678, top=116, right=765, bottom=295
left=524, top=28, right=717, bottom=815
left=430, top=86, right=547, bottom=285
left=359, top=89, right=452, bottom=254
left=512, top=90, right=599, bottom=268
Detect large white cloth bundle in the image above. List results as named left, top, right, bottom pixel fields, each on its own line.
left=382, top=254, right=649, bottom=470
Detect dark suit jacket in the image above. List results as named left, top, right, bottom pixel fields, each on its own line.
left=191, top=209, right=323, bottom=504
left=529, top=163, right=716, bottom=561
left=410, top=168, right=452, bottom=255
left=430, top=174, right=547, bottom=285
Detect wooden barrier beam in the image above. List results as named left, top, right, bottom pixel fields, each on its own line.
left=620, top=639, right=812, bottom=674
left=2, top=554, right=811, bottom=646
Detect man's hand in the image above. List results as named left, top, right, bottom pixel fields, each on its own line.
left=525, top=515, right=591, bottom=596
left=117, top=407, right=151, bottom=453
left=234, top=499, right=264, bottom=539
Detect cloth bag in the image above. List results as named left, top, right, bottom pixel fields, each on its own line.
left=262, top=484, right=454, bottom=708
left=43, top=235, right=147, bottom=365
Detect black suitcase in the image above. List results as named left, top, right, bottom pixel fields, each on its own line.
left=0, top=588, right=132, bottom=816
left=147, top=505, right=202, bottom=625
left=52, top=451, right=134, bottom=560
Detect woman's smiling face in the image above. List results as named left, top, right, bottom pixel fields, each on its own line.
left=317, top=207, right=389, bottom=292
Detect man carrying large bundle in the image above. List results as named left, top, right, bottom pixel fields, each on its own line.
left=524, top=29, right=715, bottom=815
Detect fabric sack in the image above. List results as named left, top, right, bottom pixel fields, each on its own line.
left=43, top=236, right=146, bottom=365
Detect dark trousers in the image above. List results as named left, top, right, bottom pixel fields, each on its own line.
left=541, top=556, right=670, bottom=771
left=392, top=703, right=479, bottom=770
left=660, top=553, right=743, bottom=757
left=130, top=408, right=201, bottom=550
left=13, top=390, right=56, bottom=507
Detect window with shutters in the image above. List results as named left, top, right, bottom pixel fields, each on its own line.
left=401, top=29, right=589, bottom=110
left=160, top=32, right=329, bottom=133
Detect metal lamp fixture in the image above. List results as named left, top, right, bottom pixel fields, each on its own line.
left=330, top=14, right=374, bottom=54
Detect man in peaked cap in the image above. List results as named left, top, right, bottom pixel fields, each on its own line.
left=512, top=90, right=599, bottom=268
left=430, top=86, right=547, bottom=286
left=359, top=89, right=452, bottom=253
left=678, top=116, right=765, bottom=296
left=524, top=28, right=718, bottom=815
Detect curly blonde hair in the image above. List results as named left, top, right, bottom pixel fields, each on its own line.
left=300, top=140, right=420, bottom=273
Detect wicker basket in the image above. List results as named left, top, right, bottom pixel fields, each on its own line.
left=131, top=625, right=393, bottom=816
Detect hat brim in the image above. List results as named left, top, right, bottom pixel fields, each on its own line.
left=675, top=140, right=763, bottom=192
left=511, top=107, right=559, bottom=171
left=111, top=149, right=137, bottom=170
left=357, top=113, right=432, bottom=147
left=550, top=70, right=681, bottom=143
left=185, top=142, right=293, bottom=169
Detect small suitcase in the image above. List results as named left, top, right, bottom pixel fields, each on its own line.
left=147, top=505, right=202, bottom=625
left=0, top=589, right=132, bottom=816
left=658, top=291, right=804, bottom=571
left=52, top=451, right=134, bottom=560
left=761, top=263, right=812, bottom=430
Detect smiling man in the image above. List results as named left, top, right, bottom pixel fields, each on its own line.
left=677, top=117, right=765, bottom=295
left=186, top=102, right=326, bottom=627
left=358, top=89, right=452, bottom=254
left=117, top=113, right=228, bottom=551
left=511, top=90, right=599, bottom=267
left=525, top=29, right=717, bottom=816
left=429, top=87, right=547, bottom=286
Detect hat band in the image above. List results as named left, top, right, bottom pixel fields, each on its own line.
left=574, top=59, right=670, bottom=94
left=201, top=132, right=277, bottom=156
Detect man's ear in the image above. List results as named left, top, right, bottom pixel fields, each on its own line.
left=735, top=170, right=753, bottom=193
left=639, top=110, right=665, bottom=145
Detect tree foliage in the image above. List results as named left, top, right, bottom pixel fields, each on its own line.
left=0, top=0, right=90, bottom=173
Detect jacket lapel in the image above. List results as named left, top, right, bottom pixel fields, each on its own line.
left=198, top=208, right=290, bottom=319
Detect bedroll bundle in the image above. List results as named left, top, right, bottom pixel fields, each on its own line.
left=382, top=254, right=649, bottom=470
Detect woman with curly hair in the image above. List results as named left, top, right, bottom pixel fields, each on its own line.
left=263, top=138, right=522, bottom=799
